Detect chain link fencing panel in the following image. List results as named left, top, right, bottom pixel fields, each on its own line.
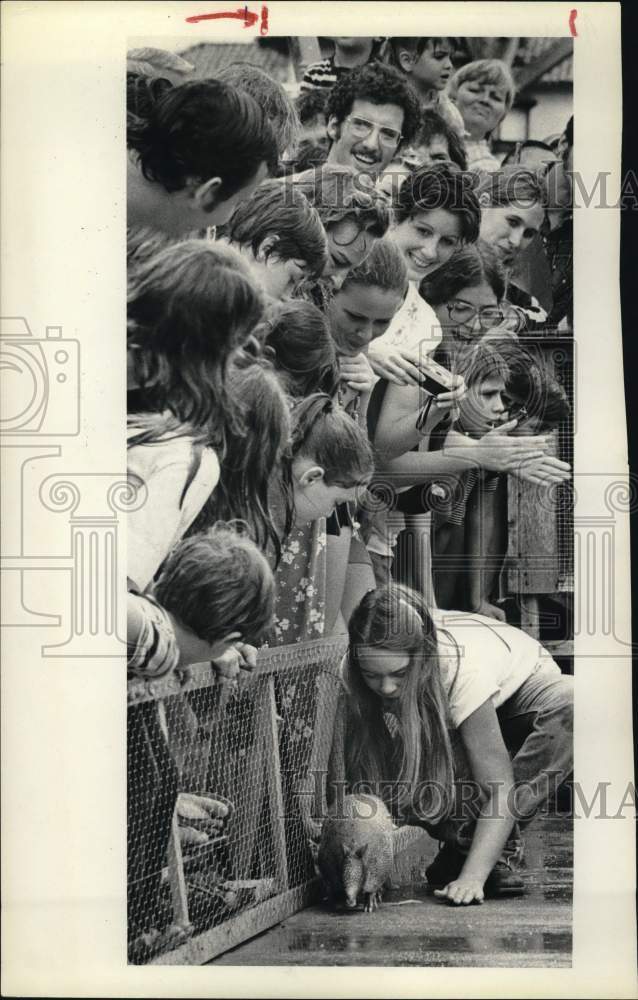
left=127, top=637, right=350, bottom=965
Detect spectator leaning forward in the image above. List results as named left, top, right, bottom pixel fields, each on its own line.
left=127, top=78, right=278, bottom=235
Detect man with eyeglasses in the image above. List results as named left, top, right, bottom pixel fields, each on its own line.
left=325, top=63, right=421, bottom=180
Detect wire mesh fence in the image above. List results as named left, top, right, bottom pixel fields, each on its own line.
left=127, top=637, right=350, bottom=965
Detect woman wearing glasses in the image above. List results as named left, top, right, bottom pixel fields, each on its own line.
left=423, top=241, right=509, bottom=369
left=364, top=242, right=568, bottom=602
left=286, top=164, right=390, bottom=296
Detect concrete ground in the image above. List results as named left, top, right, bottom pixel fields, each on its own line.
left=213, top=815, right=572, bottom=968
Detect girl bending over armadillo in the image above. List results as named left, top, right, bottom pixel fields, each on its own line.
left=326, top=583, right=572, bottom=906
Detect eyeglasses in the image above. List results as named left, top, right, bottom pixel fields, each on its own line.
left=344, top=115, right=403, bottom=148
left=330, top=216, right=375, bottom=248
left=447, top=301, right=505, bottom=328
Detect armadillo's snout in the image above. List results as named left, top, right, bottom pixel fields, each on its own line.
left=345, top=893, right=358, bottom=909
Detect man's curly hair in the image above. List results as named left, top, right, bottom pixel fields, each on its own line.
left=326, top=63, right=421, bottom=147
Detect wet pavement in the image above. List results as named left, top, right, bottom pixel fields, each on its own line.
left=213, top=815, right=572, bottom=967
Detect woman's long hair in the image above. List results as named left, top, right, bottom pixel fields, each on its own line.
left=257, top=300, right=340, bottom=399
left=126, top=410, right=208, bottom=450
left=127, top=238, right=264, bottom=449
left=345, top=584, right=455, bottom=822
left=188, top=358, right=292, bottom=565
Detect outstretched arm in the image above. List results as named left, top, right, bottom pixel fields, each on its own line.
left=434, top=700, right=516, bottom=905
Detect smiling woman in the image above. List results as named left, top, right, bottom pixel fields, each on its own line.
left=419, top=241, right=506, bottom=363
left=446, top=59, right=516, bottom=172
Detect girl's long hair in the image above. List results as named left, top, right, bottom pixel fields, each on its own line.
left=127, top=238, right=264, bottom=448
left=188, top=358, right=292, bottom=564
left=257, top=300, right=340, bottom=399
left=126, top=410, right=208, bottom=450
left=345, top=584, right=455, bottom=822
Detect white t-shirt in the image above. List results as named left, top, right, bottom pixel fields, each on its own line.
left=127, top=433, right=220, bottom=591
left=432, top=610, right=561, bottom=728
left=372, top=281, right=442, bottom=360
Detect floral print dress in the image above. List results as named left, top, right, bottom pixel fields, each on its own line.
left=267, top=518, right=328, bottom=646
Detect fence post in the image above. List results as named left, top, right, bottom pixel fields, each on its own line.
left=263, top=676, right=289, bottom=892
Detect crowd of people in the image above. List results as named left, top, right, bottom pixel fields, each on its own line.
left=126, top=37, right=574, bottom=952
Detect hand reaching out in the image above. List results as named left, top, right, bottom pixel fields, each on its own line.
left=434, top=877, right=485, bottom=906
left=468, top=419, right=549, bottom=473
left=511, top=454, right=571, bottom=485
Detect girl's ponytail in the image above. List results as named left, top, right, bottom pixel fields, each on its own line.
left=290, top=394, right=374, bottom=487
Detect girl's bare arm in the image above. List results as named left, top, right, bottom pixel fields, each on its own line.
left=434, top=700, right=516, bottom=905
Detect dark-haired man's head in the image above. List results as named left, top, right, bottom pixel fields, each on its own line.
left=325, top=63, right=421, bottom=178
left=502, top=139, right=558, bottom=175
left=127, top=78, right=278, bottom=235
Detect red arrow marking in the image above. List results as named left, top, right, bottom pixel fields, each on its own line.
left=185, top=7, right=259, bottom=26
left=569, top=9, right=578, bottom=37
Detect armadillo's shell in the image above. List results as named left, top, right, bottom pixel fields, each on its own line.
left=318, top=794, right=395, bottom=894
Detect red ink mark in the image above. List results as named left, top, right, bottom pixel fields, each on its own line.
left=260, top=4, right=269, bottom=35
left=569, top=9, right=578, bottom=36
left=185, top=7, right=259, bottom=26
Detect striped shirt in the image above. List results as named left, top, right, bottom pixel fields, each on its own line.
left=300, top=57, right=354, bottom=92
left=127, top=592, right=180, bottom=680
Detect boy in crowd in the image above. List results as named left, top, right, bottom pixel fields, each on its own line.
left=217, top=62, right=301, bottom=161
left=218, top=179, right=328, bottom=300
left=295, top=87, right=330, bottom=144
left=325, top=63, right=421, bottom=181
left=382, top=37, right=466, bottom=136
left=128, top=529, right=275, bottom=960
left=431, top=340, right=570, bottom=616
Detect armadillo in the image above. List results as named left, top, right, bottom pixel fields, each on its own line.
left=317, top=793, right=395, bottom=913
